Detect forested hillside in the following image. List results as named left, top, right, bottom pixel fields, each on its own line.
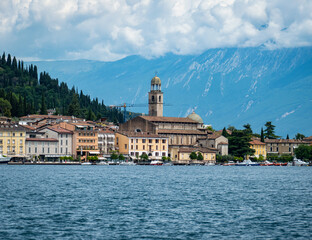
left=0, top=53, right=123, bottom=123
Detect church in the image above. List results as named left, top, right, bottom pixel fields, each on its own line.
left=117, top=75, right=224, bottom=163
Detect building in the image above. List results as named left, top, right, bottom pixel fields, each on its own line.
left=97, top=128, right=115, bottom=154
left=40, top=126, right=73, bottom=157
left=148, top=75, right=163, bottom=117
left=198, top=132, right=229, bottom=156
left=177, top=147, right=217, bottom=164
left=56, top=122, right=98, bottom=159
left=115, top=132, right=169, bottom=160
left=0, top=124, right=26, bottom=159
left=249, top=139, right=266, bottom=158
left=19, top=114, right=83, bottom=126
left=26, top=136, right=59, bottom=161
left=118, top=75, right=221, bottom=161
left=265, top=139, right=310, bottom=156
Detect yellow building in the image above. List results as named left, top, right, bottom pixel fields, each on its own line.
left=115, top=132, right=169, bottom=160
left=250, top=139, right=266, bottom=159
left=178, top=147, right=217, bottom=164
left=0, top=124, right=26, bottom=158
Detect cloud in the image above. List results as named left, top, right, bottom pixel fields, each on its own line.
left=1, top=0, right=312, bottom=61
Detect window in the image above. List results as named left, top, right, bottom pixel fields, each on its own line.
left=277, top=147, right=279, bottom=152
left=19, top=146, right=23, bottom=153
left=20, top=140, right=23, bottom=144
left=155, top=152, right=159, bottom=156
left=13, top=133, right=15, bottom=137
left=66, top=140, right=68, bottom=145
left=163, top=145, right=165, bottom=150
left=156, top=145, right=158, bottom=150
left=162, top=152, right=165, bottom=156
left=7, top=140, right=10, bottom=144
left=131, top=139, right=134, bottom=143
left=55, top=148, right=57, bottom=153
left=156, top=139, right=159, bottom=143
left=12, top=140, right=15, bottom=144
left=61, top=140, right=63, bottom=145
left=28, top=147, right=31, bottom=153
left=7, top=146, right=10, bottom=152
left=48, top=148, right=50, bottom=153
left=136, top=139, right=138, bottom=143
left=149, top=139, right=152, bottom=143
left=0, top=140, right=2, bottom=144
left=136, top=145, right=138, bottom=150
left=61, top=148, right=63, bottom=153
left=159, top=96, right=161, bottom=102
left=125, top=144, right=127, bottom=149
left=42, top=148, right=44, bottom=153
left=143, top=145, right=145, bottom=150
left=12, top=146, right=15, bottom=152
left=131, top=145, right=133, bottom=150
left=152, top=96, right=155, bottom=102
left=66, top=148, right=68, bottom=154
left=8, top=133, right=10, bottom=137
left=35, top=147, right=37, bottom=153
left=142, top=139, right=146, bottom=143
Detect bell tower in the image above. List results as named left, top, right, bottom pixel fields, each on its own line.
left=148, top=75, right=163, bottom=117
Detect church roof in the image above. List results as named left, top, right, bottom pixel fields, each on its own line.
left=140, top=116, right=198, bottom=124
left=151, top=76, right=161, bottom=85
left=187, top=111, right=203, bottom=124
left=157, top=129, right=207, bottom=135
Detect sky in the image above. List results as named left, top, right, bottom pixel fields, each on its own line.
left=1, top=0, right=312, bottom=61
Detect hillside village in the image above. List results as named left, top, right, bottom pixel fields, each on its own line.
left=1, top=75, right=311, bottom=165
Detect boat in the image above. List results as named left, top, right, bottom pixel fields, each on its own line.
left=163, top=162, right=173, bottom=166
left=223, top=161, right=236, bottom=166
left=204, top=162, right=215, bottom=166
left=273, top=162, right=288, bottom=166
left=293, top=158, right=309, bottom=166
left=96, top=161, right=108, bottom=165
left=260, top=160, right=274, bottom=166
left=0, top=154, right=11, bottom=164
left=236, top=159, right=260, bottom=166
left=150, top=160, right=163, bottom=165
left=81, top=162, right=92, bottom=165
left=120, top=161, right=136, bottom=166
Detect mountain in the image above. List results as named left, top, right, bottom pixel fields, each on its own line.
left=28, top=47, right=312, bottom=137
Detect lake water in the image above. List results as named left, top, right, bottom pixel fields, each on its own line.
left=0, top=165, right=311, bottom=239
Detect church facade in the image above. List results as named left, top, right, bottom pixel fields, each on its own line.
left=117, top=75, right=219, bottom=162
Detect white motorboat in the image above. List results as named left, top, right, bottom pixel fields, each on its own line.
left=293, top=158, right=309, bottom=166
left=236, top=159, right=260, bottom=166
left=204, top=162, right=215, bottom=166
left=96, top=161, right=108, bottom=165
left=0, top=155, right=11, bottom=164
left=81, top=162, right=92, bottom=165
left=120, top=161, right=136, bottom=166
left=150, top=160, right=163, bottom=165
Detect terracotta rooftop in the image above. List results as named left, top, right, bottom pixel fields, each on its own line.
left=250, top=139, right=265, bottom=145
left=303, top=136, right=312, bottom=140
left=46, top=127, right=73, bottom=134
left=0, top=124, right=26, bottom=131
left=118, top=131, right=168, bottom=138
left=207, top=132, right=223, bottom=139
left=20, top=114, right=80, bottom=120
left=157, top=129, right=207, bottom=135
left=139, top=116, right=198, bottom=124
left=26, top=138, right=58, bottom=142
left=264, top=139, right=309, bottom=144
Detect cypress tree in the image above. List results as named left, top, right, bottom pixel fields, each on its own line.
left=12, top=56, right=17, bottom=70
left=222, top=127, right=229, bottom=137
left=7, top=54, right=11, bottom=66
left=1, top=52, right=5, bottom=65
left=286, top=134, right=289, bottom=139
left=260, top=127, right=264, bottom=142
left=40, top=92, right=47, bottom=115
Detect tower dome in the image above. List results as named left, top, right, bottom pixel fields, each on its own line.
left=151, top=76, right=161, bottom=85
left=187, top=111, right=203, bottom=124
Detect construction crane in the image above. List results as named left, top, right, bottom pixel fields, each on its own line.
left=109, top=103, right=147, bottom=123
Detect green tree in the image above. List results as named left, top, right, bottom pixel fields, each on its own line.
left=197, top=152, right=204, bottom=160
left=294, top=145, right=312, bottom=160
left=110, top=151, right=118, bottom=160
left=264, top=121, right=279, bottom=139
left=222, top=127, right=229, bottom=137
left=40, top=92, right=47, bottom=115
left=260, top=127, right=264, bottom=142
left=243, top=123, right=252, bottom=136
left=68, top=94, right=80, bottom=117
left=229, top=129, right=255, bottom=158
left=0, top=98, right=12, bottom=117
left=140, top=152, right=148, bottom=160
left=118, top=154, right=125, bottom=161
left=295, top=133, right=305, bottom=140
left=190, top=152, right=197, bottom=160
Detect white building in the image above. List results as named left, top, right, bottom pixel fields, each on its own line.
left=97, top=128, right=115, bottom=154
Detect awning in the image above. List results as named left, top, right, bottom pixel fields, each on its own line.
left=89, top=151, right=100, bottom=155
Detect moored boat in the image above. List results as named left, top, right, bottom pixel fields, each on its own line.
left=260, top=160, right=274, bottom=166
left=0, top=154, right=11, bottom=164
left=236, top=159, right=260, bottom=166
left=150, top=160, right=163, bottom=165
